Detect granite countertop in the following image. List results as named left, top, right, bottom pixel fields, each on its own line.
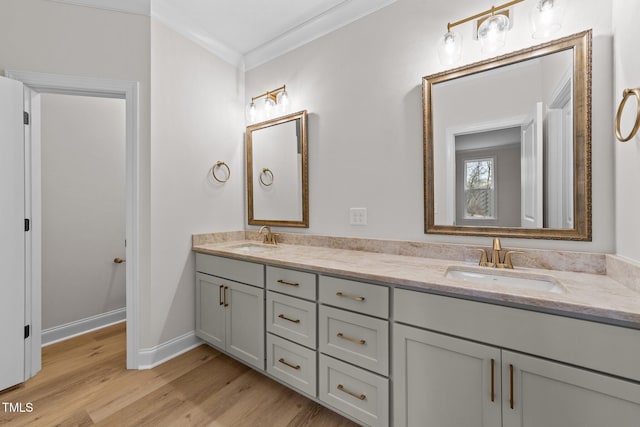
left=192, top=239, right=640, bottom=329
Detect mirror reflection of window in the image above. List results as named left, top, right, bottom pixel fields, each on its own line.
left=464, top=158, right=495, bottom=220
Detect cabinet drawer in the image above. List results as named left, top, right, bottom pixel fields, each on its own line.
left=267, top=334, right=317, bottom=398
left=319, top=354, right=389, bottom=427
left=319, top=276, right=389, bottom=318
left=394, top=288, right=640, bottom=382
left=267, top=266, right=316, bottom=300
left=267, top=292, right=317, bottom=349
left=319, top=305, right=389, bottom=376
left=195, top=253, right=263, bottom=288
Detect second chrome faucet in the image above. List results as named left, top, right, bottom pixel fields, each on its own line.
left=478, top=238, right=522, bottom=269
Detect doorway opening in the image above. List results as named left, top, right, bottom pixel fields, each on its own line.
left=6, top=70, right=140, bottom=374
left=39, top=93, right=127, bottom=348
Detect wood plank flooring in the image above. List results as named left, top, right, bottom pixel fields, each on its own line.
left=0, top=323, right=358, bottom=426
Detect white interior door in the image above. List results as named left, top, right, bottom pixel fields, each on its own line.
left=0, top=75, right=26, bottom=391
left=521, top=102, right=544, bottom=228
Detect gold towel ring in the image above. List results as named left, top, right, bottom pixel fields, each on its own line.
left=260, top=168, right=274, bottom=186
left=615, top=88, right=640, bottom=142
left=212, top=161, right=230, bottom=183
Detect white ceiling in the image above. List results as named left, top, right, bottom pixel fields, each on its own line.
left=49, top=0, right=397, bottom=69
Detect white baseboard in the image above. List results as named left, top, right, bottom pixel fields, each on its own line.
left=42, top=308, right=126, bottom=346
left=137, top=332, right=203, bottom=369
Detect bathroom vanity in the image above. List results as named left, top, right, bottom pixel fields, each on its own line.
left=192, top=235, right=640, bottom=427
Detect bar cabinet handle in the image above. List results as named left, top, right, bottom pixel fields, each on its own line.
left=491, top=358, right=495, bottom=402
left=337, top=384, right=366, bottom=401
left=510, top=364, right=514, bottom=409
left=278, top=358, right=300, bottom=370
left=335, top=292, right=365, bottom=302
left=277, top=279, right=300, bottom=287
left=336, top=332, right=366, bottom=345
left=278, top=314, right=301, bottom=324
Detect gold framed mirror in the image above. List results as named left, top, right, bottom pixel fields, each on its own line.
left=424, top=30, right=591, bottom=240
left=246, top=110, right=309, bottom=228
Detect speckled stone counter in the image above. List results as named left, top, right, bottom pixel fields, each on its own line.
left=192, top=232, right=640, bottom=328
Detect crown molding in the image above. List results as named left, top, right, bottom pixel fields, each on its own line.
left=48, top=0, right=150, bottom=16
left=243, top=0, right=396, bottom=70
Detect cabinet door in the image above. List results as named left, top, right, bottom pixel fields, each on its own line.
left=502, top=351, right=640, bottom=427
left=393, top=324, right=501, bottom=427
left=195, top=273, right=226, bottom=351
left=226, top=281, right=265, bottom=370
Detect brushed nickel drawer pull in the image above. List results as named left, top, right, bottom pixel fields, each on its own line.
left=278, top=314, right=301, bottom=324
left=337, top=384, right=366, bottom=401
left=509, top=364, right=514, bottom=409
left=277, top=279, right=300, bottom=287
left=219, top=285, right=224, bottom=306
left=335, top=292, right=365, bottom=302
left=278, top=358, right=300, bottom=370
left=491, top=358, right=495, bottom=402
left=336, top=332, right=366, bottom=345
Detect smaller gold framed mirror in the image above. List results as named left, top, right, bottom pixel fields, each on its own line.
left=246, top=110, right=309, bottom=228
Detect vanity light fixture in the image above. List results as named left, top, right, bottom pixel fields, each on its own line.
left=246, top=84, right=290, bottom=123
left=437, top=0, right=525, bottom=65
left=530, top=0, right=563, bottom=39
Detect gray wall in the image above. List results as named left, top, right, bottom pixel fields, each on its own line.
left=613, top=1, right=640, bottom=262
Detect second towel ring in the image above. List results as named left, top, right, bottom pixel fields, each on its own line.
left=260, top=168, right=274, bottom=186
left=615, top=88, right=640, bottom=142
left=212, top=161, right=230, bottom=183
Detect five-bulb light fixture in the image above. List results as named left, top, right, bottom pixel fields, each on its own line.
left=437, top=0, right=563, bottom=66
left=246, top=84, right=290, bottom=123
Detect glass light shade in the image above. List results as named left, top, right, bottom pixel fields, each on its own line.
left=276, top=89, right=290, bottom=114
left=531, top=0, right=563, bottom=39
left=264, top=96, right=275, bottom=117
left=478, top=13, right=509, bottom=53
left=276, top=89, right=289, bottom=107
left=246, top=101, right=257, bottom=123
left=437, top=31, right=462, bottom=66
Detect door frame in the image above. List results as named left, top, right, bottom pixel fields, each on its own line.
left=5, top=70, right=140, bottom=370
left=444, top=115, right=527, bottom=225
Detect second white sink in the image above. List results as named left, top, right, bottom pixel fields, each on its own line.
left=227, top=243, right=277, bottom=253
left=445, top=267, right=564, bottom=293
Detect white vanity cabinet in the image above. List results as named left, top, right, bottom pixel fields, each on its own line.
left=318, top=275, right=390, bottom=427
left=393, top=288, right=640, bottom=427
left=265, top=266, right=318, bottom=398
left=393, top=323, right=502, bottom=427
left=195, top=254, right=265, bottom=370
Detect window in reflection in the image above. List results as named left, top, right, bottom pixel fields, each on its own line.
left=464, top=158, right=496, bottom=220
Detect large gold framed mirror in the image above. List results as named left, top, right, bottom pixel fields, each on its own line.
left=424, top=30, right=591, bottom=240
left=246, top=110, right=309, bottom=227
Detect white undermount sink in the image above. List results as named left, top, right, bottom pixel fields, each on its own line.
left=445, top=267, right=564, bottom=293
left=227, top=243, right=277, bottom=253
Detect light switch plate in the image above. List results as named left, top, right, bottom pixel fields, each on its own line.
left=349, top=207, right=367, bottom=225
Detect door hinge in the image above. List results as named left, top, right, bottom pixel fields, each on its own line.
left=25, top=218, right=30, bottom=232
left=24, top=325, right=30, bottom=339
left=23, top=111, right=29, bottom=125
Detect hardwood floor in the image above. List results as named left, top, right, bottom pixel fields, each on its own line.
left=0, top=323, right=358, bottom=426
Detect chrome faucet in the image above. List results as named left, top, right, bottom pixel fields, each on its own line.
left=258, top=225, right=277, bottom=245
left=478, top=238, right=523, bottom=269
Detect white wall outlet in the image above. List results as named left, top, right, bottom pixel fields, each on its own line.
left=349, top=207, right=367, bottom=225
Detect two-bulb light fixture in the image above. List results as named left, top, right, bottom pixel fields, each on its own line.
left=246, top=84, right=290, bottom=123
left=437, top=0, right=564, bottom=66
